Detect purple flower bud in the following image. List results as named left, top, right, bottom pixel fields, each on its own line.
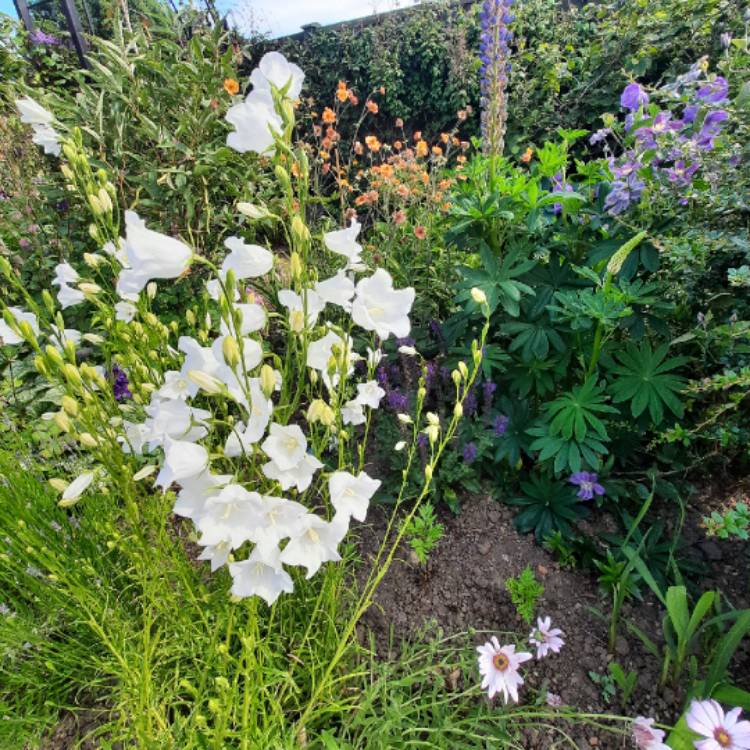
left=463, top=442, right=478, bottom=463
left=492, top=414, right=509, bottom=436
left=620, top=82, right=649, bottom=111
left=568, top=471, right=605, bottom=501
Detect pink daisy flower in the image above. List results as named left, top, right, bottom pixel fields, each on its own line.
left=632, top=716, right=670, bottom=750
left=476, top=637, right=532, bottom=704
left=686, top=699, right=750, bottom=750
left=529, top=616, right=565, bottom=659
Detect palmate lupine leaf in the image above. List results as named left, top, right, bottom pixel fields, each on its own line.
left=545, top=376, right=618, bottom=442
left=608, top=342, right=689, bottom=426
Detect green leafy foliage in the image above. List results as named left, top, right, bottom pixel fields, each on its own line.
left=402, top=503, right=445, bottom=565
left=508, top=474, right=587, bottom=542
left=505, top=565, right=544, bottom=625
left=607, top=343, right=688, bottom=425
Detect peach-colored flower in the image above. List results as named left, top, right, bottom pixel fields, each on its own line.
left=520, top=147, right=534, bottom=163
left=440, top=132, right=449, bottom=144
left=414, top=225, right=427, bottom=239
left=457, top=109, right=467, bottom=121
left=396, top=184, right=410, bottom=199
left=432, top=145, right=443, bottom=156
left=223, top=78, right=240, bottom=96
left=336, top=82, right=349, bottom=102
left=393, top=140, right=403, bottom=151
left=322, top=107, right=336, bottom=124
left=416, top=140, right=428, bottom=158
left=366, top=100, right=379, bottom=114
left=365, top=135, right=382, bottom=152
left=348, top=92, right=359, bottom=105
left=392, top=209, right=407, bottom=225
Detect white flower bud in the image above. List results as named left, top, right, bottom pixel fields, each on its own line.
left=471, top=287, right=487, bottom=305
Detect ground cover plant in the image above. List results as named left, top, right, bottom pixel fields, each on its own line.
left=1, top=1, right=749, bottom=748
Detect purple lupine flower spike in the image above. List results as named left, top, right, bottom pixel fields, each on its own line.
left=112, top=364, right=132, bottom=401
left=479, top=0, right=514, bottom=156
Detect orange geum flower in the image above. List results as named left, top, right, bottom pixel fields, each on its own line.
left=457, top=155, right=467, bottom=164
left=355, top=195, right=369, bottom=206
left=457, top=109, right=467, bottom=121
left=365, top=135, right=382, bottom=152
left=326, top=126, right=338, bottom=140
left=392, top=209, right=407, bottom=225
left=322, top=107, right=336, bottom=124
left=319, top=150, right=330, bottom=161
left=520, top=147, right=534, bottom=163
left=452, top=136, right=461, bottom=147
left=366, top=100, right=379, bottom=114
left=438, top=178, right=452, bottom=190
left=413, top=225, right=427, bottom=239
left=321, top=137, right=333, bottom=150
left=393, top=140, right=403, bottom=151
left=223, top=78, right=240, bottom=96
left=416, top=140, right=428, bottom=158
left=348, top=92, right=359, bottom=105
left=432, top=145, right=443, bottom=156
left=367, top=190, right=379, bottom=202
left=440, top=133, right=449, bottom=144
left=396, top=184, right=410, bottom=198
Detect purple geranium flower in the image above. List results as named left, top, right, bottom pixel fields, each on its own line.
left=568, top=471, right=605, bottom=501
left=589, top=128, right=611, bottom=146
left=29, top=29, right=61, bottom=46
left=604, top=173, right=646, bottom=215
left=696, top=109, right=729, bottom=150
left=634, top=111, right=682, bottom=148
left=665, top=160, right=700, bottom=187
left=697, top=76, right=729, bottom=104
left=620, top=82, right=649, bottom=111
left=682, top=104, right=699, bottom=124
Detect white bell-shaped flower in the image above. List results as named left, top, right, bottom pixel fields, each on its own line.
left=323, top=219, right=363, bottom=268
left=252, top=51, right=305, bottom=99
left=261, top=423, right=307, bottom=471
left=220, top=303, right=267, bottom=336
left=229, top=543, right=294, bottom=605
left=172, top=470, right=232, bottom=520
left=262, top=452, right=323, bottom=493
left=196, top=484, right=263, bottom=548
left=280, top=514, right=346, bottom=579
left=0, top=307, right=38, bottom=345
left=355, top=380, right=386, bottom=409
left=115, top=301, right=137, bottom=323
left=51, top=262, right=85, bottom=309
left=328, top=471, right=381, bottom=522
left=142, top=397, right=210, bottom=451
left=341, top=400, right=366, bottom=426
left=220, top=236, right=273, bottom=280
left=197, top=539, right=232, bottom=572
left=278, top=288, right=324, bottom=331
left=178, top=336, right=222, bottom=396
left=116, top=211, right=192, bottom=297
left=352, top=269, right=415, bottom=339
left=156, top=370, right=191, bottom=401
left=226, top=89, right=283, bottom=156
left=16, top=97, right=61, bottom=156
left=315, top=270, right=355, bottom=311
left=248, top=495, right=309, bottom=547
left=155, top=437, right=209, bottom=490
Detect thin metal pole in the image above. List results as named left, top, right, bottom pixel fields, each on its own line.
left=59, top=0, right=90, bottom=68
left=12, top=0, right=36, bottom=32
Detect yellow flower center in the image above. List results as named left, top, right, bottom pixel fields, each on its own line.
left=714, top=728, right=731, bottom=748
left=492, top=652, right=509, bottom=672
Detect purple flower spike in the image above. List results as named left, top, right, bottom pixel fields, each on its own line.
left=568, top=471, right=605, bottom=501
left=463, top=442, right=478, bottom=463
left=620, top=82, right=649, bottom=111
left=492, top=414, right=509, bottom=436
left=112, top=364, right=132, bottom=402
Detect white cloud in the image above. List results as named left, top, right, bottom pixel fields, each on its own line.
left=225, top=0, right=419, bottom=38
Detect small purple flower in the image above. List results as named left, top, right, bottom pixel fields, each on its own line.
left=620, top=82, right=649, bottom=111
left=551, top=172, right=574, bottom=215
left=720, top=32, right=732, bottom=50
left=604, top=173, right=646, bottom=216
left=112, top=364, right=132, bottom=401
left=417, top=432, right=429, bottom=449
left=463, top=442, right=478, bottom=463
left=665, top=160, right=700, bottom=188
left=29, top=29, right=61, bottom=46
left=568, top=471, right=605, bottom=501
left=376, top=366, right=389, bottom=388
left=492, top=414, right=509, bottom=436
left=696, top=109, right=729, bottom=150
left=18, top=238, right=31, bottom=249
left=682, top=104, right=699, bottom=124
left=634, top=111, right=681, bottom=148
left=396, top=336, right=416, bottom=349
left=589, top=128, right=611, bottom=146
left=697, top=76, right=729, bottom=105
